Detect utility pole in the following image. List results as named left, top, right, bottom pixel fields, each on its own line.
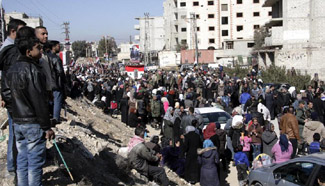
left=62, top=22, right=70, bottom=51
left=144, top=12, right=150, bottom=66
left=129, top=35, right=132, bottom=44
left=190, top=13, right=199, bottom=65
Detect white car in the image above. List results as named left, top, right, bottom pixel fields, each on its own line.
left=194, top=107, right=231, bottom=129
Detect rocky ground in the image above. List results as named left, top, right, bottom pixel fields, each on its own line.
left=0, top=98, right=192, bottom=186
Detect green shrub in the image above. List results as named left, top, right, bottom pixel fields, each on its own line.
left=225, top=65, right=311, bottom=91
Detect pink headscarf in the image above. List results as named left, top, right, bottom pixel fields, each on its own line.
left=127, top=135, right=145, bottom=152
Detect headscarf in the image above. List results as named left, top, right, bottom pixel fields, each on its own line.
left=173, top=108, right=181, bottom=122
left=163, top=107, right=174, bottom=122
left=203, top=123, right=216, bottom=140
left=279, top=134, right=289, bottom=152
left=203, top=139, right=215, bottom=148
left=127, top=135, right=145, bottom=153
left=185, top=126, right=196, bottom=134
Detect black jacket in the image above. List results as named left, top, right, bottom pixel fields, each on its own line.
left=0, top=44, right=20, bottom=112
left=47, top=52, right=66, bottom=91
left=2, top=56, right=50, bottom=129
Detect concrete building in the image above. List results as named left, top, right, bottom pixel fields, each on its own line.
left=4, top=12, right=43, bottom=28
left=117, top=43, right=133, bottom=64
left=260, top=0, right=325, bottom=79
left=163, top=0, right=271, bottom=64
left=134, top=16, right=165, bottom=52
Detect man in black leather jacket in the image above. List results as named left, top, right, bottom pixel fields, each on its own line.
left=2, top=26, right=55, bottom=186
left=47, top=40, right=66, bottom=122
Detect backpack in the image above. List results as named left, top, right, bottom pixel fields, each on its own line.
left=309, top=142, right=320, bottom=154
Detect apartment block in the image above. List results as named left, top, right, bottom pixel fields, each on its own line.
left=134, top=16, right=165, bottom=53
left=163, top=0, right=271, bottom=64
left=5, top=12, right=43, bottom=28
left=260, top=0, right=325, bottom=79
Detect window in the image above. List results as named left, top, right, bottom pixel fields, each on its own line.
left=222, top=17, right=228, bottom=25
left=197, top=27, right=200, bottom=32
left=247, top=43, right=255, bottom=48
left=208, top=1, right=214, bottom=5
left=237, top=37, right=243, bottom=39
left=196, top=14, right=200, bottom=19
left=221, top=4, right=228, bottom=11
left=209, top=38, right=215, bottom=43
left=208, top=14, right=215, bottom=18
left=225, top=41, right=234, bottom=49
left=181, top=15, right=186, bottom=19
left=253, top=0, right=259, bottom=3
left=254, top=25, right=260, bottom=29
left=181, top=39, right=187, bottom=44
left=237, top=12, right=243, bottom=17
left=237, top=25, right=243, bottom=32
left=273, top=162, right=315, bottom=186
left=201, top=112, right=231, bottom=124
left=180, top=2, right=186, bottom=7
left=253, top=12, right=260, bottom=17
left=209, top=26, right=215, bottom=31
left=237, top=0, right=242, bottom=4
left=269, top=11, right=272, bottom=16
left=181, top=27, right=187, bottom=32
left=222, top=30, right=229, bottom=36
left=193, top=1, right=199, bottom=6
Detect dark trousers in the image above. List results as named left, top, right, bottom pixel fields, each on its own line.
left=290, top=139, right=298, bottom=159
left=148, top=165, right=169, bottom=186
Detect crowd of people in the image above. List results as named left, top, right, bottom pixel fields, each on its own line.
left=67, top=58, right=325, bottom=185
left=1, top=18, right=325, bottom=186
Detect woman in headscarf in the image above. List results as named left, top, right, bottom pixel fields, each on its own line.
left=271, top=134, right=293, bottom=164
left=128, top=107, right=140, bottom=128
left=182, top=120, right=202, bottom=184
left=173, top=108, right=182, bottom=145
left=203, top=123, right=217, bottom=140
left=163, top=107, right=174, bottom=141
left=262, top=123, right=278, bottom=157
left=197, top=139, right=220, bottom=186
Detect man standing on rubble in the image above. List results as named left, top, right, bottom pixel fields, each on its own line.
left=2, top=26, right=55, bottom=186
left=0, top=18, right=26, bottom=178
left=128, top=127, right=169, bottom=186
left=47, top=40, right=66, bottom=123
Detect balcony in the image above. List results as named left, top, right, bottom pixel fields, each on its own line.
left=264, top=26, right=283, bottom=46
left=134, top=25, right=140, bottom=30
left=134, top=35, right=140, bottom=41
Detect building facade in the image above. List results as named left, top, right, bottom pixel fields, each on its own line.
left=134, top=16, right=165, bottom=52
left=260, top=0, right=325, bottom=79
left=163, top=0, right=271, bottom=55
left=5, top=12, right=43, bottom=28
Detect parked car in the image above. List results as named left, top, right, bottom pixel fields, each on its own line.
left=194, top=107, right=231, bottom=130
left=248, top=153, right=325, bottom=186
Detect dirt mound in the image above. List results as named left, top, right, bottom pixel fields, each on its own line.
left=0, top=98, right=189, bottom=186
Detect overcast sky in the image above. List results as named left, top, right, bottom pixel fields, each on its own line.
left=4, top=0, right=164, bottom=44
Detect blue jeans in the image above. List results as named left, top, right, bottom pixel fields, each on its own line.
left=53, top=90, right=63, bottom=120
left=14, top=124, right=46, bottom=186
left=7, top=111, right=16, bottom=172
left=252, top=144, right=261, bottom=160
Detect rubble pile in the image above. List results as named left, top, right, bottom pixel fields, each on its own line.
left=0, top=98, right=190, bottom=186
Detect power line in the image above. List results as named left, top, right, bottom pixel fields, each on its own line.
left=33, top=0, right=63, bottom=22
left=29, top=0, right=60, bottom=26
